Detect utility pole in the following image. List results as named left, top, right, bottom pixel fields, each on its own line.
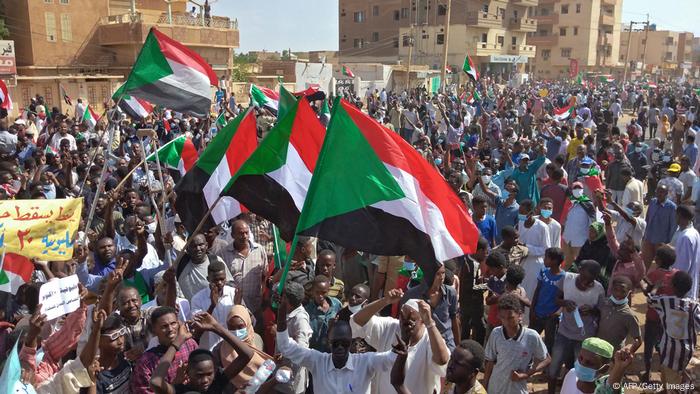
left=641, top=14, right=650, bottom=74
left=406, top=26, right=414, bottom=92
left=622, top=21, right=636, bottom=84
left=440, top=0, right=452, bottom=92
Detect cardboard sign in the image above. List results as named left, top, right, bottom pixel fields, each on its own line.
left=39, top=275, right=80, bottom=320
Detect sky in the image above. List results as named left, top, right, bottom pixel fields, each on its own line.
left=211, top=0, right=699, bottom=53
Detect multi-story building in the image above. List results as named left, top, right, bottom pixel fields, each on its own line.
left=618, top=28, right=695, bottom=78
left=339, top=0, right=539, bottom=78
left=3, top=0, right=238, bottom=114
left=529, top=0, right=622, bottom=78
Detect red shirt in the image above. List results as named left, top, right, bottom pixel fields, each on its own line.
left=646, top=268, right=679, bottom=321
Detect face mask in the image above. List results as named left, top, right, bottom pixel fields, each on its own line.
left=572, top=189, right=584, bottom=198
left=574, top=360, right=598, bottom=382
left=481, top=175, right=492, bottom=184
left=403, top=261, right=416, bottom=271
left=233, top=328, right=248, bottom=340
left=146, top=221, right=157, bottom=234
left=609, top=295, right=629, bottom=305
left=42, top=183, right=56, bottom=199
left=579, top=167, right=590, bottom=175
left=635, top=147, right=643, bottom=153
left=348, top=303, right=364, bottom=314
left=434, top=158, right=443, bottom=166
left=624, top=207, right=636, bottom=217
left=663, top=156, right=671, bottom=163
left=540, top=209, right=553, bottom=219
left=517, top=214, right=528, bottom=222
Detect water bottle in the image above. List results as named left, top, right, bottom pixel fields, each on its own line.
left=245, top=359, right=276, bottom=393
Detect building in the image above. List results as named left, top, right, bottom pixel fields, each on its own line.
left=529, top=0, right=622, bottom=79
left=3, top=0, right=238, bottom=115
left=618, top=28, right=695, bottom=78
left=339, top=0, right=539, bottom=80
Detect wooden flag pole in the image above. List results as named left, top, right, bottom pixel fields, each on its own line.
left=170, top=195, right=222, bottom=271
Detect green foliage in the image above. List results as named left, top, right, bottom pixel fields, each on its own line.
left=230, top=52, right=257, bottom=82
left=0, top=17, right=9, bottom=39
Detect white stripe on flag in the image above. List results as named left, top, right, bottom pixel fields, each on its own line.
left=161, top=59, right=212, bottom=100
left=267, top=144, right=313, bottom=211
left=203, top=156, right=242, bottom=224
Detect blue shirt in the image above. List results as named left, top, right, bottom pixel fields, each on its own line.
left=495, top=196, right=519, bottom=243
left=684, top=144, right=698, bottom=167
left=511, top=155, right=546, bottom=203
left=644, top=198, right=677, bottom=244
left=304, top=296, right=342, bottom=352
left=475, top=215, right=497, bottom=246
left=534, top=268, right=564, bottom=318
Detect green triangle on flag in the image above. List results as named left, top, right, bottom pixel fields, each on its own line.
left=272, top=225, right=288, bottom=269
left=278, top=84, right=298, bottom=121
left=215, top=112, right=227, bottom=129
left=0, top=270, right=9, bottom=286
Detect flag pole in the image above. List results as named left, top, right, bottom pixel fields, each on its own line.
left=146, top=133, right=168, bottom=220
left=77, top=108, right=111, bottom=196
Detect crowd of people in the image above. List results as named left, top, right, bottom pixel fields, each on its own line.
left=0, top=74, right=699, bottom=394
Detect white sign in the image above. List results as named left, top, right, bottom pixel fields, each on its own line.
left=489, top=55, right=528, bottom=64
left=39, top=275, right=80, bottom=321
left=0, top=40, right=16, bottom=76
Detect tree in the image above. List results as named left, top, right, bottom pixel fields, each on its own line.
left=230, top=52, right=258, bottom=82
left=0, top=16, right=9, bottom=40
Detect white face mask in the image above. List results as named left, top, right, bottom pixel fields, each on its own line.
left=572, top=189, right=584, bottom=198
left=348, top=303, right=364, bottom=314
left=146, top=221, right=157, bottom=234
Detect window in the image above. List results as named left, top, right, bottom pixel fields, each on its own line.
left=101, top=85, right=109, bottom=103
left=481, top=4, right=489, bottom=13
left=353, top=11, right=365, bottom=22
left=437, top=33, right=445, bottom=45
left=88, top=86, right=96, bottom=105
left=438, top=4, right=447, bottom=16
left=60, top=14, right=72, bottom=42
left=576, top=4, right=581, bottom=13
left=513, top=10, right=519, bottom=19
left=371, top=32, right=379, bottom=42
left=665, top=51, right=673, bottom=60
left=403, top=35, right=411, bottom=47
left=497, top=36, right=504, bottom=47
left=666, top=37, right=674, bottom=45
left=421, top=33, right=429, bottom=39
left=401, top=8, right=409, bottom=18
left=561, top=4, right=569, bottom=14
left=512, top=37, right=517, bottom=45
left=573, top=26, right=578, bottom=36
left=560, top=27, right=566, bottom=36
left=44, top=0, right=52, bottom=3
left=561, top=48, right=572, bottom=58
left=542, top=49, right=551, bottom=60
left=394, top=10, right=400, bottom=20
left=60, top=0, right=69, bottom=4
left=353, top=38, right=365, bottom=48
left=44, top=12, right=56, bottom=42
left=372, top=5, right=379, bottom=16
left=21, top=88, right=31, bottom=106
left=481, top=33, right=488, bottom=43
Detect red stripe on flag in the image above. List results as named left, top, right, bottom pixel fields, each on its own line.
left=340, top=100, right=478, bottom=255
left=180, top=137, right=199, bottom=172
left=258, top=86, right=279, bottom=101
left=224, top=111, right=259, bottom=177
left=4, top=253, right=34, bottom=282
left=288, top=100, right=325, bottom=172
left=137, top=98, right=154, bottom=113
left=151, top=28, right=218, bottom=87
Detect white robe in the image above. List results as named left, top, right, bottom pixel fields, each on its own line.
left=518, top=219, right=552, bottom=324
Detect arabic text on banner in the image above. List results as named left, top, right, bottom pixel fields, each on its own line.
left=39, top=274, right=80, bottom=320
left=0, top=198, right=83, bottom=261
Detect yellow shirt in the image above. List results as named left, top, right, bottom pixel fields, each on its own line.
left=566, top=137, right=585, bottom=159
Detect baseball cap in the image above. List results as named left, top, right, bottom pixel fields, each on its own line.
left=668, top=163, right=681, bottom=173
left=520, top=153, right=530, bottom=161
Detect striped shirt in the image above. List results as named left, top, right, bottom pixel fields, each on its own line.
left=649, top=295, right=700, bottom=370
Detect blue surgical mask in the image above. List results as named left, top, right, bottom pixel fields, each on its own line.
left=635, top=147, right=643, bottom=153
left=233, top=328, right=248, bottom=340
left=574, top=360, right=598, bottom=382
left=434, top=158, right=443, bottom=166
left=609, top=295, right=629, bottom=305
left=42, top=183, right=56, bottom=199
left=403, top=261, right=416, bottom=271
left=518, top=214, right=528, bottom=222
left=540, top=209, right=553, bottom=219
left=624, top=207, right=636, bottom=217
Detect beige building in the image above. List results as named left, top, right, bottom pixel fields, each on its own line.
left=340, top=0, right=538, bottom=79
left=3, top=0, right=238, bottom=116
left=528, top=0, right=622, bottom=78
left=619, top=29, right=695, bottom=77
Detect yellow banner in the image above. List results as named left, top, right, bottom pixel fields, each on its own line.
left=539, top=88, right=549, bottom=98
left=0, top=198, right=83, bottom=261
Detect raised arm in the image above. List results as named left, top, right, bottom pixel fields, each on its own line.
left=352, top=288, right=403, bottom=328
left=150, top=323, right=191, bottom=394
left=417, top=300, right=450, bottom=365
left=190, top=312, right=253, bottom=379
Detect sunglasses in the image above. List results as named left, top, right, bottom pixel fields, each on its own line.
left=101, top=327, right=127, bottom=341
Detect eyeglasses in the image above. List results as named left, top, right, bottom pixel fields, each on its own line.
left=101, top=327, right=127, bottom=341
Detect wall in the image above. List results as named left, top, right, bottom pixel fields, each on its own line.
left=295, top=63, right=333, bottom=92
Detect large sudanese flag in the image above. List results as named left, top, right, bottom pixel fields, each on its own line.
left=294, top=98, right=479, bottom=280
left=223, top=97, right=326, bottom=241
left=118, top=92, right=155, bottom=120
left=113, top=27, right=218, bottom=118
left=0, top=253, right=34, bottom=295
left=174, top=110, right=258, bottom=232
left=462, top=54, right=479, bottom=82
left=250, top=84, right=279, bottom=115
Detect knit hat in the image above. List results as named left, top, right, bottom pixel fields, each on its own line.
left=581, top=337, right=614, bottom=359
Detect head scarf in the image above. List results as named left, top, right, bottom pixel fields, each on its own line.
left=219, top=305, right=271, bottom=388
left=590, top=221, right=605, bottom=242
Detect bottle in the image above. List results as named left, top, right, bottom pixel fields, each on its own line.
left=245, top=359, right=276, bottom=393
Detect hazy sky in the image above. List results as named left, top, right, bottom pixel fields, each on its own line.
left=211, top=0, right=700, bottom=53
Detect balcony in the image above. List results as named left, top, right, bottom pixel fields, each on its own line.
left=597, top=33, right=613, bottom=46
left=510, top=44, right=536, bottom=57
left=466, top=11, right=505, bottom=28
left=600, top=13, right=615, bottom=27
left=601, top=0, right=617, bottom=5
left=98, top=12, right=239, bottom=48
left=470, top=42, right=504, bottom=56
left=526, top=34, right=558, bottom=46
left=512, top=0, right=539, bottom=6
left=509, top=17, right=537, bottom=32
left=533, top=13, right=558, bottom=25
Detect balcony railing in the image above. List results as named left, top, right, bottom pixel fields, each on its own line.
left=471, top=42, right=504, bottom=56
left=533, top=13, right=558, bottom=25
left=510, top=44, right=536, bottom=56
left=512, top=0, right=539, bottom=6
left=156, top=13, right=238, bottom=30
left=600, top=13, right=615, bottom=26
left=527, top=34, right=558, bottom=46
left=466, top=11, right=504, bottom=28
left=508, top=17, right=537, bottom=32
